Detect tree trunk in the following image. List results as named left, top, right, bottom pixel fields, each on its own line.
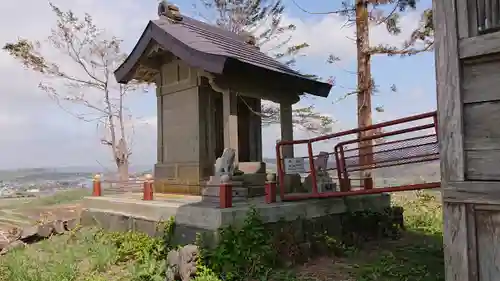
left=116, top=138, right=129, bottom=182
left=117, top=159, right=129, bottom=182
left=356, top=0, right=374, bottom=187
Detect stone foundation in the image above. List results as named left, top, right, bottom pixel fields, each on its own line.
left=153, top=181, right=202, bottom=195
left=81, top=193, right=392, bottom=248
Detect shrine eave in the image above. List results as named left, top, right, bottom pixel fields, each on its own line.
left=114, top=17, right=332, bottom=98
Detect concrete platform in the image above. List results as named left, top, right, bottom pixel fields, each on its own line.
left=82, top=193, right=391, bottom=245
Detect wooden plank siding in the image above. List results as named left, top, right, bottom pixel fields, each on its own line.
left=437, top=0, right=500, bottom=279
left=462, top=56, right=500, bottom=180
left=475, top=209, right=500, bottom=279
left=458, top=0, right=500, bottom=58
left=477, top=0, right=500, bottom=32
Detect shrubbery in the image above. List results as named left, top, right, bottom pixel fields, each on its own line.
left=0, top=191, right=445, bottom=281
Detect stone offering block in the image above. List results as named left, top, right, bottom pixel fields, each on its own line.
left=201, top=181, right=246, bottom=203
left=237, top=162, right=266, bottom=174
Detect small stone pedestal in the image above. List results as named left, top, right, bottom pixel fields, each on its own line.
left=201, top=175, right=246, bottom=203
left=303, top=171, right=337, bottom=193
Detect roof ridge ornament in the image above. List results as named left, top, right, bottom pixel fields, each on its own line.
left=158, top=1, right=183, bottom=22
left=239, top=31, right=259, bottom=49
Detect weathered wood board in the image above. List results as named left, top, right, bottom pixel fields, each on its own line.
left=435, top=0, right=500, bottom=280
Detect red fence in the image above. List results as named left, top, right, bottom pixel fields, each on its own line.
left=276, top=111, right=440, bottom=202
left=92, top=174, right=154, bottom=200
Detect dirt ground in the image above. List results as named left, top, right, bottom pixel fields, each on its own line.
left=0, top=189, right=86, bottom=238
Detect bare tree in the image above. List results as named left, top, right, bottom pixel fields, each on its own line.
left=194, top=0, right=335, bottom=134
left=3, top=3, right=142, bottom=181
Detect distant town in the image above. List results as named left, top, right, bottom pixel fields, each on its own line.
left=0, top=165, right=153, bottom=198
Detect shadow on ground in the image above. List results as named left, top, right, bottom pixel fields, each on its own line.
left=295, top=230, right=444, bottom=281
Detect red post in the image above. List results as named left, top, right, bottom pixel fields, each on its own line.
left=219, top=179, right=232, bottom=208
left=265, top=174, right=277, bottom=204
left=433, top=113, right=439, bottom=141
left=364, top=177, right=374, bottom=190
left=143, top=174, right=154, bottom=200
left=92, top=174, right=102, bottom=196
left=276, top=143, right=286, bottom=201
left=338, top=145, right=351, bottom=192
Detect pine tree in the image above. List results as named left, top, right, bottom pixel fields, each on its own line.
left=293, top=0, right=433, bottom=184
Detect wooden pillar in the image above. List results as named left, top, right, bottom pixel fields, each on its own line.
left=156, top=76, right=164, bottom=163
left=247, top=98, right=263, bottom=162
left=254, top=98, right=263, bottom=161
left=435, top=0, right=468, bottom=279
left=223, top=91, right=239, bottom=162
left=280, top=102, right=294, bottom=158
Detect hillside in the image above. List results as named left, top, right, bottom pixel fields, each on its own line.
left=0, top=165, right=154, bottom=182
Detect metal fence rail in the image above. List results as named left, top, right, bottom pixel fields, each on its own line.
left=276, top=111, right=440, bottom=202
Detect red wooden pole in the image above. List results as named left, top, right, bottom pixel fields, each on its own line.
left=265, top=174, right=276, bottom=204
left=143, top=174, right=153, bottom=200
left=219, top=176, right=232, bottom=208
left=92, top=174, right=102, bottom=196
left=364, top=176, right=374, bottom=190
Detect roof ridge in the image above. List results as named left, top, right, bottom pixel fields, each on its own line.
left=179, top=20, right=299, bottom=73
left=158, top=16, right=301, bottom=72
left=180, top=15, right=248, bottom=42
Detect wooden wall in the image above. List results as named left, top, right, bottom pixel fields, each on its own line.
left=436, top=0, right=500, bottom=280
left=462, top=56, right=500, bottom=180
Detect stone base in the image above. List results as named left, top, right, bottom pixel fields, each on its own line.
left=153, top=181, right=202, bottom=195
left=81, top=193, right=391, bottom=246
left=282, top=174, right=303, bottom=193
left=233, top=173, right=266, bottom=197
left=237, top=162, right=266, bottom=174
left=304, top=172, right=337, bottom=193
left=201, top=181, right=246, bottom=203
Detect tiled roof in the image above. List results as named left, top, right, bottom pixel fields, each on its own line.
left=157, top=16, right=304, bottom=77
left=115, top=15, right=332, bottom=97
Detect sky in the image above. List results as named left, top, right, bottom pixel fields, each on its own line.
left=0, top=0, right=436, bottom=170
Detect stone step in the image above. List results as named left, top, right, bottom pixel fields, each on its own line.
left=201, top=185, right=248, bottom=203
left=232, top=173, right=266, bottom=187
left=202, top=185, right=247, bottom=197
left=237, top=162, right=266, bottom=174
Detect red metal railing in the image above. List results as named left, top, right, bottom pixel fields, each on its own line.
left=92, top=175, right=154, bottom=200
left=276, top=111, right=440, bottom=201
left=90, top=174, right=278, bottom=208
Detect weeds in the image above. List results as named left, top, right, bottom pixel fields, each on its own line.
left=198, top=207, right=276, bottom=281
left=0, top=192, right=445, bottom=281
left=0, top=217, right=177, bottom=281
left=353, top=190, right=444, bottom=281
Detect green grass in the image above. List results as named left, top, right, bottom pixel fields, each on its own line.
left=0, top=229, right=127, bottom=281
left=0, top=191, right=445, bottom=281
left=352, top=190, right=444, bottom=281
left=0, top=189, right=89, bottom=210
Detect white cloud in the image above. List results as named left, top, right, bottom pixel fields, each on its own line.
left=260, top=11, right=422, bottom=61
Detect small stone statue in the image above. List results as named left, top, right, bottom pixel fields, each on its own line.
left=214, top=148, right=236, bottom=177
left=314, top=151, right=329, bottom=172
left=158, top=0, right=183, bottom=21
left=303, top=151, right=336, bottom=192
left=240, top=31, right=257, bottom=46
left=166, top=245, right=199, bottom=281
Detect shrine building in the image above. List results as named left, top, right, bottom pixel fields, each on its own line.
left=114, top=3, right=332, bottom=194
